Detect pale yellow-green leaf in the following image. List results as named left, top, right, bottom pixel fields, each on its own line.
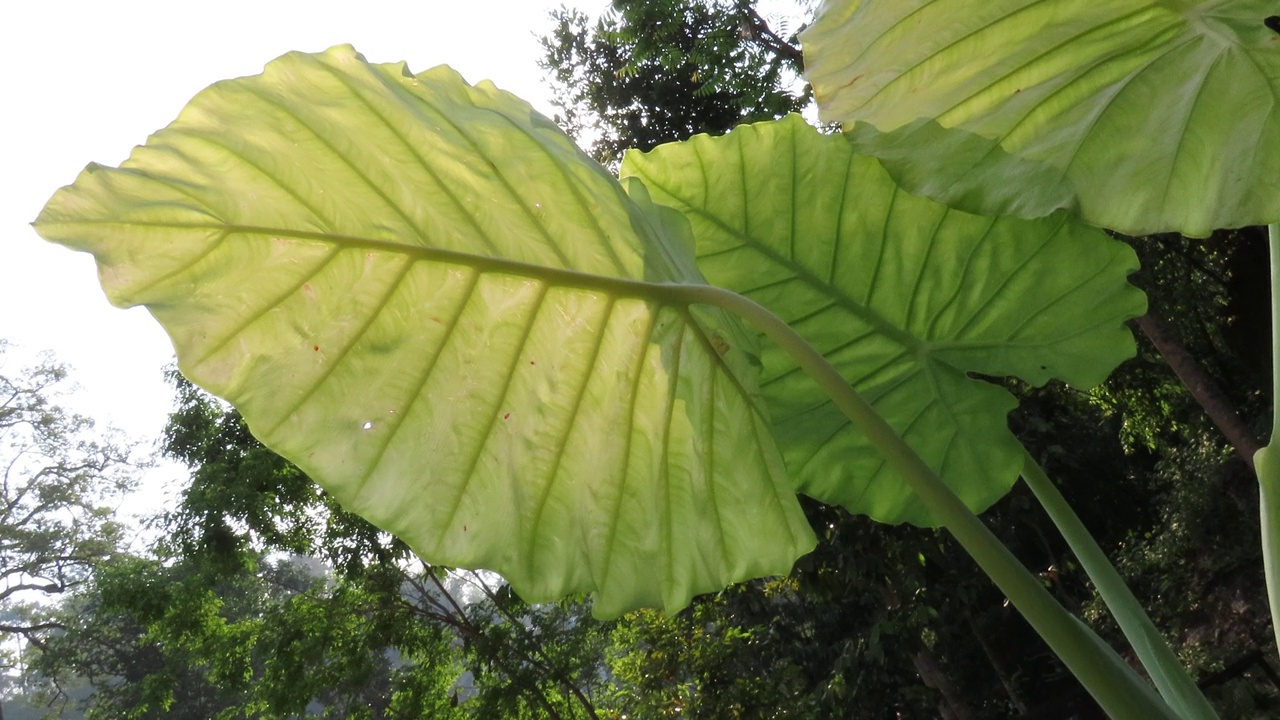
left=35, top=45, right=815, bottom=618
left=803, top=0, right=1280, bottom=236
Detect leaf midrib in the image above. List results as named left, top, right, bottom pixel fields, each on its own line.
left=44, top=214, right=784, bottom=433
left=40, top=218, right=705, bottom=305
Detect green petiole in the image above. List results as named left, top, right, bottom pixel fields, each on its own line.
left=673, top=283, right=1181, bottom=720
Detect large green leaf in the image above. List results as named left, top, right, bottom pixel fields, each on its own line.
left=33, top=45, right=815, bottom=618
left=621, top=115, right=1145, bottom=525
left=801, top=0, right=1280, bottom=237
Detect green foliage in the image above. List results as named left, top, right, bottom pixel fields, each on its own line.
left=0, top=340, right=141, bottom=663
left=42, top=378, right=1243, bottom=718
left=33, top=553, right=469, bottom=719
left=606, top=585, right=813, bottom=719
left=540, top=0, right=808, bottom=164
left=33, top=556, right=261, bottom=719
left=30, top=374, right=611, bottom=719
left=158, top=368, right=400, bottom=576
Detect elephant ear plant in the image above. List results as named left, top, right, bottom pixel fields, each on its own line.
left=32, top=0, right=1277, bottom=716
left=802, top=0, right=1280, bottom=717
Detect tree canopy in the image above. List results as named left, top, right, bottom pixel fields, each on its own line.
left=540, top=0, right=810, bottom=165
left=0, top=340, right=140, bottom=662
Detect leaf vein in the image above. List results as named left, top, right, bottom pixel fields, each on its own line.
left=437, top=281, right=552, bottom=546
left=352, top=268, right=480, bottom=497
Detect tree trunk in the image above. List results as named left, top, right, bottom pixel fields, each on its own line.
left=966, top=612, right=1029, bottom=715
left=913, top=646, right=977, bottom=720
left=1136, top=312, right=1262, bottom=470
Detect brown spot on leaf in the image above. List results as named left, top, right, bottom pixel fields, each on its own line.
left=710, top=332, right=730, bottom=357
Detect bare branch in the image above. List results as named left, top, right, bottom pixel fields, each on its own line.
left=741, top=7, right=804, bottom=69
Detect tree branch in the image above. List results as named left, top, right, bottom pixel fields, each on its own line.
left=740, top=7, right=804, bottom=69
left=470, top=574, right=601, bottom=720
left=0, top=621, right=66, bottom=650
left=0, top=581, right=68, bottom=602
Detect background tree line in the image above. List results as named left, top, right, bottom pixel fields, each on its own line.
left=2, top=1, right=1277, bottom=717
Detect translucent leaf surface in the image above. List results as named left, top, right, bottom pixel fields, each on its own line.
left=621, top=116, right=1145, bottom=525
left=34, top=46, right=815, bottom=618
left=802, top=0, right=1280, bottom=236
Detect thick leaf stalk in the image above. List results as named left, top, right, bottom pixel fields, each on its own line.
left=1021, top=452, right=1219, bottom=719
left=676, top=283, right=1179, bottom=720
left=1259, top=223, right=1280, bottom=658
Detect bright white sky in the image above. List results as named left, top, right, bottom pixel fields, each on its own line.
left=1, top=0, right=616, bottom=516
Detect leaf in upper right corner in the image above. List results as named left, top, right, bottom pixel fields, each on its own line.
left=621, top=115, right=1146, bottom=526
left=801, top=0, right=1280, bottom=237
